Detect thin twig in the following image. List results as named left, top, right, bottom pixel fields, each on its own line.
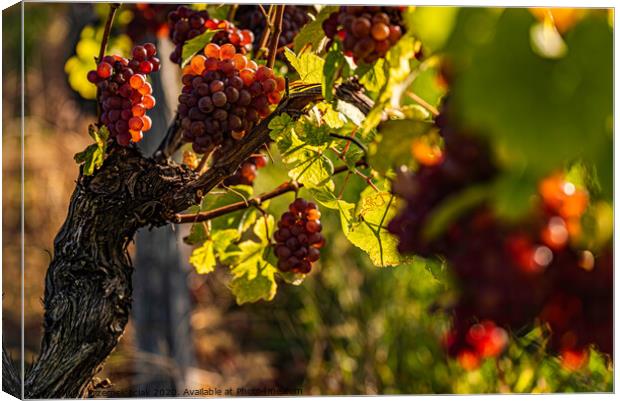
left=329, top=133, right=367, bottom=155
left=174, top=160, right=367, bottom=224
left=329, top=147, right=378, bottom=192
left=257, top=4, right=270, bottom=19
left=256, top=5, right=275, bottom=59
left=96, top=3, right=120, bottom=120
left=341, top=127, right=358, bottom=155
left=337, top=171, right=353, bottom=199
left=406, top=91, right=440, bottom=117
left=194, top=153, right=209, bottom=174
left=266, top=5, right=285, bottom=69
left=227, top=4, right=238, bottom=21
left=97, top=3, right=121, bottom=64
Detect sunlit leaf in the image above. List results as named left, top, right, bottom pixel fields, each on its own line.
left=339, top=183, right=405, bottom=267
left=284, top=48, right=325, bottom=84
left=293, top=5, right=338, bottom=53
left=74, top=125, right=109, bottom=176
left=181, top=30, right=219, bottom=67
left=189, top=239, right=216, bottom=274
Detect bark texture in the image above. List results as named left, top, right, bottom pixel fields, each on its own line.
left=24, top=148, right=198, bottom=398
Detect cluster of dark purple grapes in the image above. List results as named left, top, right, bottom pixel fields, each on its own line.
left=168, top=6, right=253, bottom=65
left=223, top=153, right=268, bottom=186
left=388, top=99, right=612, bottom=369
left=273, top=198, right=325, bottom=274
left=87, top=44, right=159, bottom=146
left=322, top=6, right=405, bottom=64
left=125, top=3, right=178, bottom=42
left=235, top=5, right=313, bottom=51
left=178, top=47, right=284, bottom=154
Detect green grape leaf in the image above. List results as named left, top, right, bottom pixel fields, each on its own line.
left=323, top=47, right=347, bottom=101
left=339, top=184, right=405, bottom=267
left=293, top=5, right=338, bottom=53
left=253, top=214, right=275, bottom=245
left=357, top=59, right=387, bottom=93
left=315, top=102, right=345, bottom=128
left=285, top=149, right=334, bottom=190
left=400, top=104, right=431, bottom=121
left=185, top=220, right=209, bottom=245
left=343, top=145, right=366, bottom=169
left=189, top=239, right=216, bottom=274
left=269, top=113, right=296, bottom=151
left=228, top=217, right=278, bottom=304
left=284, top=48, right=325, bottom=84
left=308, top=187, right=355, bottom=212
left=295, top=118, right=332, bottom=146
left=74, top=125, right=109, bottom=176
left=199, top=185, right=255, bottom=231
left=278, top=270, right=307, bottom=286
left=370, top=119, right=433, bottom=174
left=181, top=30, right=219, bottom=68
left=212, top=228, right=242, bottom=263
left=361, top=34, right=416, bottom=134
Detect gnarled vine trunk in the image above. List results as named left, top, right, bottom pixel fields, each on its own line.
left=23, top=148, right=197, bottom=398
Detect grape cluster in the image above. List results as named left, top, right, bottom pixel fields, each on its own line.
left=235, top=5, right=313, bottom=51
left=388, top=100, right=612, bottom=370
left=444, top=320, right=509, bottom=370
left=125, top=3, right=177, bottom=42
left=168, top=6, right=253, bottom=65
left=273, top=198, right=325, bottom=274
left=223, top=153, right=268, bottom=186
left=87, top=44, right=159, bottom=146
left=322, top=6, right=405, bottom=64
left=178, top=45, right=284, bottom=154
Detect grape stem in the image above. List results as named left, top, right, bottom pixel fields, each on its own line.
left=97, top=3, right=121, bottom=64
left=406, top=91, right=439, bottom=117
left=96, top=3, right=120, bottom=121
left=266, top=5, right=285, bottom=69
left=256, top=5, right=275, bottom=58
left=194, top=153, right=209, bottom=174
left=227, top=4, right=238, bottom=21
left=173, top=160, right=368, bottom=224
left=329, top=133, right=367, bottom=155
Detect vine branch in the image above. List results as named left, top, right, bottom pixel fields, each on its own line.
left=97, top=3, right=120, bottom=64
left=174, top=160, right=368, bottom=224
left=266, top=5, right=285, bottom=69
left=96, top=3, right=120, bottom=120
left=256, top=5, right=275, bottom=59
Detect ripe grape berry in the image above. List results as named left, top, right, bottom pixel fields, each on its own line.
left=168, top=6, right=253, bottom=65
left=178, top=46, right=284, bottom=154
left=125, top=3, right=177, bottom=42
left=235, top=5, right=313, bottom=54
left=273, top=198, right=325, bottom=274
left=223, top=153, right=268, bottom=186
left=87, top=44, right=159, bottom=146
left=389, top=98, right=612, bottom=366
left=322, top=6, right=405, bottom=64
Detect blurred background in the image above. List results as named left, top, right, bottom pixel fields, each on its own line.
left=2, top=2, right=613, bottom=396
